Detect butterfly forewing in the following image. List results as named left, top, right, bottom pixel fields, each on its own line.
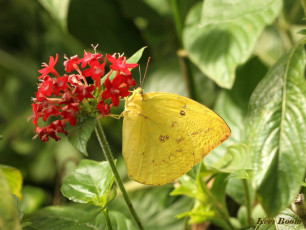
left=122, top=89, right=230, bottom=185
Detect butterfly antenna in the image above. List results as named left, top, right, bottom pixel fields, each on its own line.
left=138, top=65, right=142, bottom=87
left=140, top=57, right=151, bottom=87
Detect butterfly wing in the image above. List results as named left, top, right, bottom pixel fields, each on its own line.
left=122, top=91, right=230, bottom=185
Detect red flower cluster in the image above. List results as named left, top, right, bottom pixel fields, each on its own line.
left=28, top=50, right=138, bottom=142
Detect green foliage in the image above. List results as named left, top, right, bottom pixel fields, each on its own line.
left=0, top=170, right=22, bottom=230
left=38, top=0, right=70, bottom=30
left=184, top=0, right=282, bottom=89
left=111, top=186, right=192, bottom=230
left=248, top=42, right=306, bottom=217
left=172, top=164, right=232, bottom=229
left=25, top=206, right=136, bottom=230
left=61, top=159, right=115, bottom=208
left=68, top=118, right=96, bottom=156
left=0, top=165, right=23, bottom=199
left=1, top=0, right=305, bottom=229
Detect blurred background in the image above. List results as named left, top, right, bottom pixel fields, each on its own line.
left=0, top=0, right=304, bottom=229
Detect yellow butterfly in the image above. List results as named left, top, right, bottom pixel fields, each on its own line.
left=122, top=88, right=230, bottom=185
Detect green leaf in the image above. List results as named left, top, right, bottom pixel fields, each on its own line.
left=248, top=41, right=306, bottom=217
left=61, top=159, right=115, bottom=208
left=126, top=46, right=147, bottom=64
left=254, top=26, right=286, bottom=66
left=173, top=164, right=231, bottom=229
left=38, top=0, right=70, bottom=30
left=207, top=143, right=252, bottom=173
left=111, top=185, right=191, bottom=230
left=0, top=165, right=22, bottom=199
left=109, top=210, right=137, bottom=230
left=0, top=170, right=22, bottom=230
left=25, top=206, right=136, bottom=230
left=170, top=174, right=197, bottom=198
left=142, top=0, right=171, bottom=15
left=227, top=169, right=253, bottom=180
left=205, top=57, right=267, bottom=166
left=237, top=206, right=248, bottom=228
left=226, top=179, right=255, bottom=206
left=297, top=29, right=306, bottom=35
left=68, top=118, right=96, bottom=156
left=143, top=58, right=188, bottom=96
left=183, top=0, right=282, bottom=88
left=19, top=186, right=47, bottom=214
left=143, top=57, right=217, bottom=107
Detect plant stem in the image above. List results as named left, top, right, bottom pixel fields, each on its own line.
left=95, top=121, right=144, bottom=230
left=177, top=50, right=197, bottom=100
left=242, top=179, right=252, bottom=226
left=103, top=209, right=113, bottom=230
left=170, top=0, right=198, bottom=100
left=197, top=169, right=235, bottom=230
left=170, top=0, right=183, bottom=46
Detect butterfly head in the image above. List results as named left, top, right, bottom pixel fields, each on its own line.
left=123, top=87, right=144, bottom=115
left=133, top=87, right=144, bottom=96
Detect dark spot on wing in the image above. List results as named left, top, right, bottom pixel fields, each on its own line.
left=159, top=135, right=169, bottom=142
left=176, top=137, right=184, bottom=143
left=191, top=131, right=199, bottom=136
left=180, top=110, right=185, bottom=116
left=171, top=121, right=177, bottom=127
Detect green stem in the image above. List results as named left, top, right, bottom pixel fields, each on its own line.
left=277, top=12, right=294, bottom=50
left=170, top=0, right=198, bottom=100
left=197, top=173, right=235, bottom=230
left=177, top=50, right=197, bottom=100
left=242, top=179, right=252, bottom=226
left=95, top=121, right=144, bottom=230
left=170, top=0, right=183, bottom=46
left=103, top=209, right=113, bottom=230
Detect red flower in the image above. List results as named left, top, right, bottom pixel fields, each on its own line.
left=72, top=85, right=95, bottom=102
left=68, top=74, right=83, bottom=86
left=29, top=103, right=43, bottom=129
left=35, top=91, right=48, bottom=103
left=80, top=51, right=102, bottom=68
left=106, top=54, right=138, bottom=75
left=122, top=74, right=136, bottom=87
left=38, top=54, right=59, bottom=79
left=82, top=59, right=106, bottom=87
left=42, top=104, right=61, bottom=121
left=60, top=103, right=79, bottom=126
left=97, top=101, right=110, bottom=116
left=50, top=120, right=67, bottom=136
left=37, top=77, right=54, bottom=97
left=64, top=55, right=81, bottom=73
left=35, top=120, right=67, bottom=142
left=53, top=76, right=68, bottom=96
left=35, top=126, right=57, bottom=142
left=102, top=75, right=129, bottom=107
left=30, top=49, right=139, bottom=142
